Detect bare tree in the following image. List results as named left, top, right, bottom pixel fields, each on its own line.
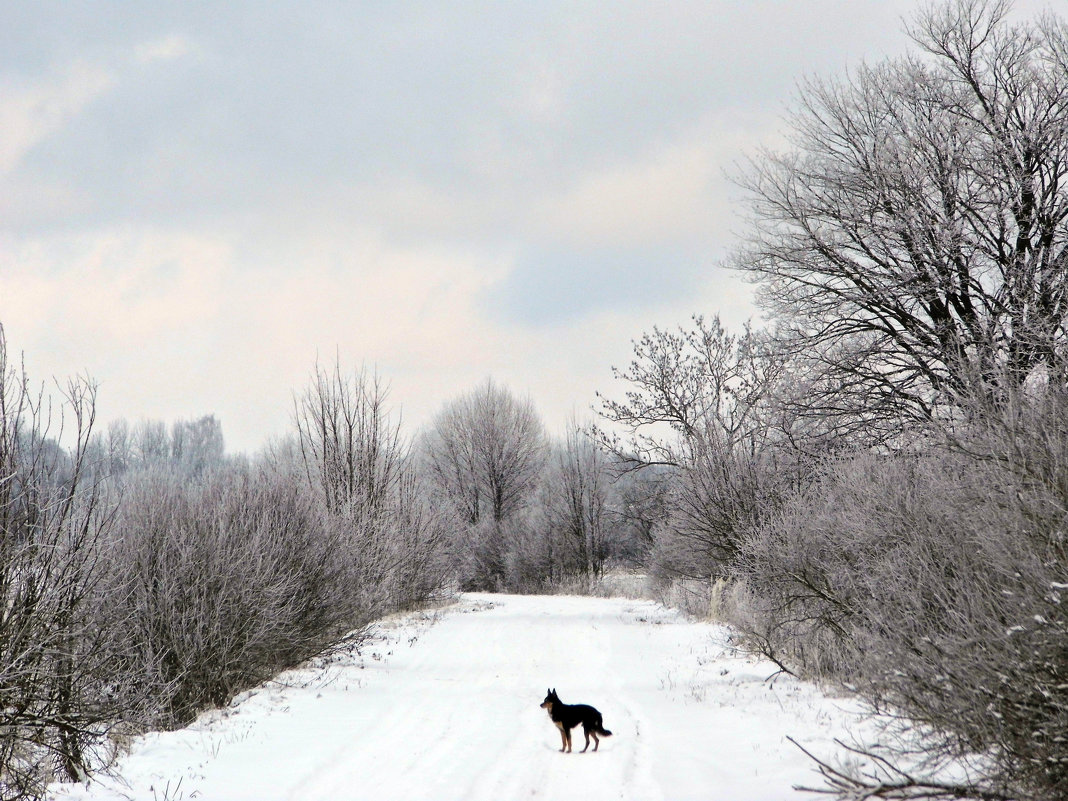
left=0, top=326, right=118, bottom=797
left=132, top=419, right=169, bottom=466
left=595, top=316, right=794, bottom=574
left=104, top=419, right=131, bottom=475
left=735, top=0, right=1068, bottom=432
left=294, top=361, right=405, bottom=521
left=170, top=414, right=225, bottom=474
left=542, top=422, right=613, bottom=582
left=293, top=358, right=446, bottom=614
left=721, top=7, right=1068, bottom=792
left=422, top=379, right=547, bottom=589
left=609, top=467, right=666, bottom=565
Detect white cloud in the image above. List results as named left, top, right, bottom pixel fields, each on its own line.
left=0, top=226, right=233, bottom=438
left=0, top=222, right=518, bottom=452
left=134, top=34, right=196, bottom=65
left=0, top=226, right=228, bottom=341
left=530, top=113, right=778, bottom=249
left=0, top=215, right=756, bottom=454
left=0, top=61, right=115, bottom=176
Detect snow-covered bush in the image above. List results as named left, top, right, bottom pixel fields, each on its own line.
left=102, top=363, right=452, bottom=728
left=0, top=351, right=452, bottom=797
left=104, top=466, right=369, bottom=725
left=731, top=388, right=1068, bottom=799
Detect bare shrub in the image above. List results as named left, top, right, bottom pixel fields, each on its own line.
left=105, top=466, right=365, bottom=726
left=732, top=386, right=1068, bottom=799
left=650, top=576, right=714, bottom=620
left=589, top=569, right=651, bottom=600
left=379, top=469, right=450, bottom=610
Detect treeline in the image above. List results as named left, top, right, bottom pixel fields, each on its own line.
left=591, top=3, right=1068, bottom=800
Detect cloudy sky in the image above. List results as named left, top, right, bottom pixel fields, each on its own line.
left=0, top=1, right=1052, bottom=453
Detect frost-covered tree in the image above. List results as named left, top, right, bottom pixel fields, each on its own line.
left=595, top=316, right=792, bottom=574
left=0, top=325, right=119, bottom=796
left=422, top=379, right=547, bottom=589
left=294, top=361, right=404, bottom=520
left=737, top=0, right=1068, bottom=433
left=541, top=422, right=613, bottom=581
left=171, top=414, right=225, bottom=474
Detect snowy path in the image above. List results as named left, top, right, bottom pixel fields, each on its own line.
left=50, top=594, right=864, bottom=801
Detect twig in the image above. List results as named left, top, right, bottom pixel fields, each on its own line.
left=787, top=737, right=1014, bottom=801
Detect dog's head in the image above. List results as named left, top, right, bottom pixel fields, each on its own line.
left=540, top=688, right=559, bottom=710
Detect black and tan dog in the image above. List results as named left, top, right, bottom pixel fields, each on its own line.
left=540, top=688, right=613, bottom=753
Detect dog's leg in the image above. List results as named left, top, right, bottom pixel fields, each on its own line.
left=556, top=722, right=567, bottom=752
left=564, top=726, right=573, bottom=753
left=581, top=726, right=591, bottom=753
left=591, top=730, right=600, bottom=752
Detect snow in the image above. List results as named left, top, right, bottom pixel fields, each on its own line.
left=48, top=593, right=866, bottom=801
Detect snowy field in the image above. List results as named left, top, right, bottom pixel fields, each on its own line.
left=49, top=594, right=867, bottom=801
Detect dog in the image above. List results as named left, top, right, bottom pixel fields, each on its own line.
left=540, top=688, right=613, bottom=753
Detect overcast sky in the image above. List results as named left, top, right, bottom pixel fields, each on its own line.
left=0, top=1, right=1054, bottom=453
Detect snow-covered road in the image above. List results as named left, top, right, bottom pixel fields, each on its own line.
left=50, top=594, right=864, bottom=800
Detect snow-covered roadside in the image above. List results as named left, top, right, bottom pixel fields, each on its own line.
left=48, top=594, right=865, bottom=801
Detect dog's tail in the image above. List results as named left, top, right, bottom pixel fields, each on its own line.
left=597, top=716, right=613, bottom=737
